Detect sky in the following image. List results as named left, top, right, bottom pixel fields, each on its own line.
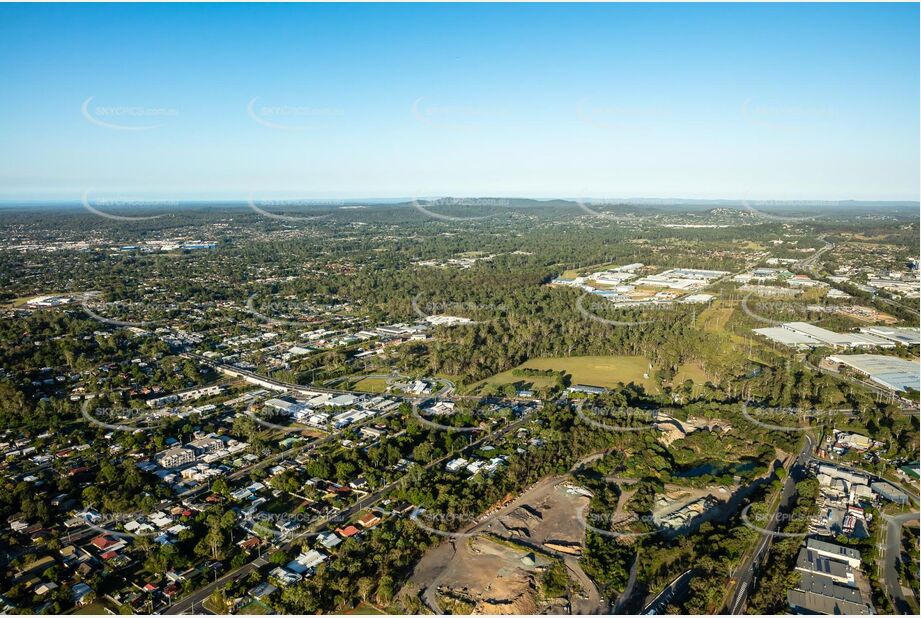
left=0, top=2, right=918, bottom=202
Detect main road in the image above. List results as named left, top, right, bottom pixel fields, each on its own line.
left=725, top=434, right=814, bottom=614
left=880, top=510, right=920, bottom=614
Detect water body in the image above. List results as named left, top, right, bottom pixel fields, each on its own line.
left=674, top=458, right=759, bottom=479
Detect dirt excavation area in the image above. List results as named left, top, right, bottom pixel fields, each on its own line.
left=405, top=477, right=604, bottom=615
left=482, top=481, right=591, bottom=553
left=432, top=536, right=554, bottom=614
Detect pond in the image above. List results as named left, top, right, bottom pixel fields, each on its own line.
left=675, top=458, right=759, bottom=479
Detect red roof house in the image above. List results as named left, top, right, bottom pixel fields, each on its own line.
left=335, top=525, right=360, bottom=538
left=91, top=535, right=118, bottom=551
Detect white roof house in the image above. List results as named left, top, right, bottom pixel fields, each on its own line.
left=446, top=457, right=468, bottom=472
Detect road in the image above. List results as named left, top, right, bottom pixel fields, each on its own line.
left=176, top=399, right=408, bottom=500
left=641, top=569, right=693, bottom=615
left=613, top=555, right=639, bottom=613
left=186, top=351, right=496, bottom=404
left=792, top=236, right=920, bottom=323
left=793, top=237, right=834, bottom=278
left=724, top=434, right=814, bottom=614
left=880, top=510, right=920, bottom=614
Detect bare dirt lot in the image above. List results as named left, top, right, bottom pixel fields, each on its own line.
left=433, top=536, right=551, bottom=614
left=482, top=481, right=590, bottom=550
left=406, top=476, right=605, bottom=615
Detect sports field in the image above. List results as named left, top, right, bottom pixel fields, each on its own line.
left=519, top=355, right=657, bottom=391
left=349, top=377, right=390, bottom=393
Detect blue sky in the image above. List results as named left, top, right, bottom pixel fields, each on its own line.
left=0, top=2, right=918, bottom=201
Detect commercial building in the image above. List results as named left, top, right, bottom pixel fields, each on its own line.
left=787, top=574, right=872, bottom=615
left=187, top=436, right=224, bottom=456
left=634, top=268, right=728, bottom=291
left=805, top=538, right=861, bottom=569
left=870, top=481, right=909, bottom=505
left=859, top=326, right=920, bottom=347
left=824, top=354, right=920, bottom=392
left=753, top=322, right=900, bottom=350
left=740, top=284, right=800, bottom=298
left=781, top=322, right=893, bottom=349
left=795, top=547, right=854, bottom=585
left=787, top=538, right=873, bottom=615
left=752, top=327, right=822, bottom=350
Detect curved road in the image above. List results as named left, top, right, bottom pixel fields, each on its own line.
left=881, top=510, right=920, bottom=614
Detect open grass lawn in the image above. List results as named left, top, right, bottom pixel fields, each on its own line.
left=673, top=361, right=708, bottom=385
left=698, top=302, right=734, bottom=332
left=238, top=599, right=276, bottom=615
left=469, top=368, right=560, bottom=394
left=350, top=377, right=389, bottom=393
left=519, top=355, right=658, bottom=392
left=263, top=494, right=305, bottom=515
left=73, top=601, right=114, bottom=615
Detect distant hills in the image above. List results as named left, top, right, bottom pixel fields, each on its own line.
left=1, top=196, right=918, bottom=218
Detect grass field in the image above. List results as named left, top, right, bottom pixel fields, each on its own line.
left=697, top=302, right=734, bottom=332
left=238, top=600, right=276, bottom=615
left=467, top=367, right=560, bottom=394
left=672, top=361, right=709, bottom=396
left=350, top=377, right=390, bottom=393
left=470, top=355, right=658, bottom=395
left=73, top=601, right=114, bottom=615
left=519, top=355, right=657, bottom=392
left=674, top=361, right=708, bottom=384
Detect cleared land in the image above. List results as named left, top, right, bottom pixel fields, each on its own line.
left=407, top=477, right=603, bottom=615
left=349, top=377, right=390, bottom=393
left=519, top=356, right=658, bottom=392
left=673, top=361, right=708, bottom=385
left=468, top=368, right=560, bottom=394
left=697, top=302, right=733, bottom=333
left=469, top=355, right=659, bottom=395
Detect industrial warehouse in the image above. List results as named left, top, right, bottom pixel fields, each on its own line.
left=753, top=322, right=920, bottom=351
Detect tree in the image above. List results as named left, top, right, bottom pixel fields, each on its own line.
left=375, top=575, right=394, bottom=606
left=356, top=577, right=374, bottom=603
